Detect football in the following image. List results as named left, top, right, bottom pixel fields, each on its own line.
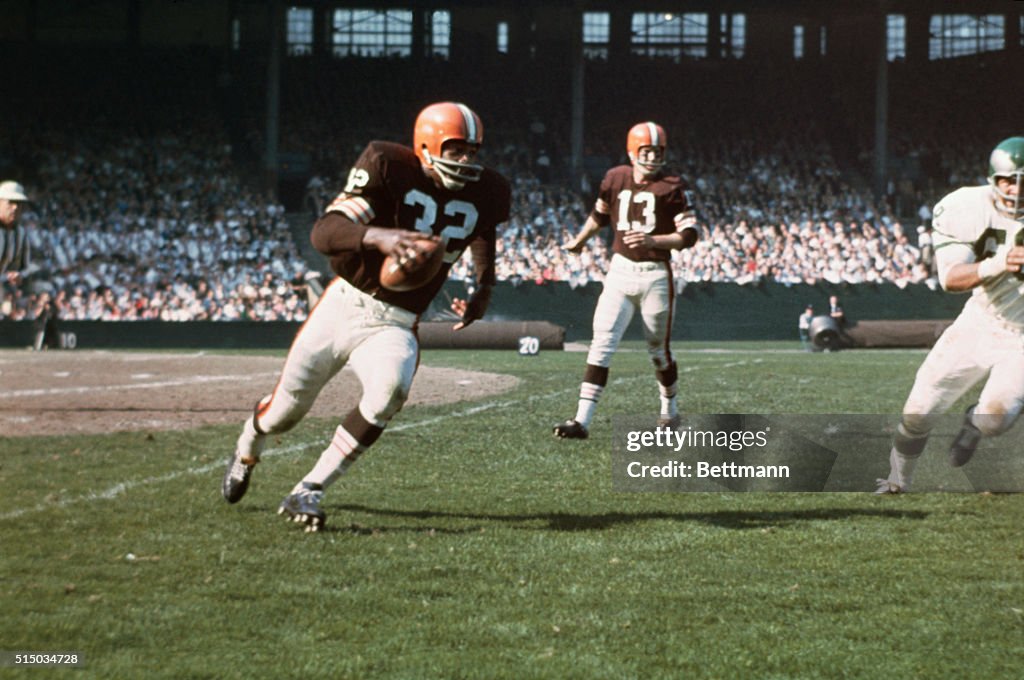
left=379, top=237, right=446, bottom=292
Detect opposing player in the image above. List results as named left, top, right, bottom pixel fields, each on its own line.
left=222, top=102, right=511, bottom=530
left=877, top=136, right=1024, bottom=493
left=554, top=122, right=698, bottom=439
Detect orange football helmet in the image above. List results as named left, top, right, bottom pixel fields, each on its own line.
left=413, top=102, right=484, bottom=190
left=627, top=121, right=667, bottom=174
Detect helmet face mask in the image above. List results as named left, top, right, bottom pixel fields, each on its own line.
left=988, top=136, right=1024, bottom=219
left=414, top=102, right=484, bottom=191
left=627, top=122, right=667, bottom=176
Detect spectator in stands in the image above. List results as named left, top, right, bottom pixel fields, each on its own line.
left=829, top=295, right=846, bottom=327
left=799, top=304, right=814, bottom=351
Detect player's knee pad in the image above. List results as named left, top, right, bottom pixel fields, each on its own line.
left=256, top=389, right=309, bottom=434
left=586, top=336, right=616, bottom=369
left=899, top=412, right=936, bottom=440
left=648, top=347, right=670, bottom=371
left=893, top=422, right=929, bottom=458
left=360, top=380, right=410, bottom=425
left=972, top=401, right=1019, bottom=437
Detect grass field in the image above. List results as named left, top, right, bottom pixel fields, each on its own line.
left=2, top=342, right=1023, bottom=678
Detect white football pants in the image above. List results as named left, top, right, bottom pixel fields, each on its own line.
left=586, top=253, right=674, bottom=370
left=902, top=302, right=1024, bottom=437
left=255, top=277, right=418, bottom=433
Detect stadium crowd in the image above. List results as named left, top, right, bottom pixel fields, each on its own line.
left=5, top=55, right=995, bottom=323
left=1, top=127, right=311, bottom=322
left=1, top=124, right=947, bottom=322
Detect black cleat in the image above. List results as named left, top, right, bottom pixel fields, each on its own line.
left=222, top=449, right=257, bottom=504
left=278, top=483, right=326, bottom=532
left=553, top=419, right=589, bottom=439
left=949, top=406, right=982, bottom=468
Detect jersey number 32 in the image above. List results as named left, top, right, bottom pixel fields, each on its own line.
left=403, top=189, right=478, bottom=263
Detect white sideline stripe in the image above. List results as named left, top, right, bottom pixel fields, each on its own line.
left=0, top=373, right=280, bottom=399
left=0, top=440, right=316, bottom=521
left=0, top=359, right=753, bottom=520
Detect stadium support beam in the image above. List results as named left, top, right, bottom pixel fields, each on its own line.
left=264, top=0, right=283, bottom=200
left=872, top=3, right=889, bottom=201
left=569, top=3, right=584, bottom=186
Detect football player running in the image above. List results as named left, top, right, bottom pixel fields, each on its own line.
left=878, top=136, right=1024, bottom=493
left=554, top=122, right=698, bottom=439
left=222, top=102, right=511, bottom=530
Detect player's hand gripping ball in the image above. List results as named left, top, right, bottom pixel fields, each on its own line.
left=380, top=237, right=446, bottom=292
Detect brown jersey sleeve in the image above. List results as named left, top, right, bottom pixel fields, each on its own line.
left=310, top=142, right=397, bottom=255
left=589, top=167, right=623, bottom=227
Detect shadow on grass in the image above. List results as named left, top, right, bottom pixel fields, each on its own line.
left=323, top=504, right=928, bottom=534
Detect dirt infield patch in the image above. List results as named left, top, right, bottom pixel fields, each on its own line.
left=0, top=350, right=520, bottom=438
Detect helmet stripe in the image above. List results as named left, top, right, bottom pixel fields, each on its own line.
left=456, top=103, right=480, bottom=143
left=646, top=122, right=661, bottom=147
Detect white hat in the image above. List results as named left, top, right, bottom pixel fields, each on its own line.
left=0, top=181, right=29, bottom=202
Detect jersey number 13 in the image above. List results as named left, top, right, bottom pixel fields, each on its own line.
left=616, top=190, right=656, bottom=233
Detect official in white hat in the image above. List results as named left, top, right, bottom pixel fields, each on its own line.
left=1, top=180, right=33, bottom=288
left=0, top=180, right=29, bottom=203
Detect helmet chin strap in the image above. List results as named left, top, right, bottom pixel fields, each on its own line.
left=436, top=172, right=466, bottom=191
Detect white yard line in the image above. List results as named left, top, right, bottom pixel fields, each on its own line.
left=0, top=358, right=753, bottom=520
left=0, top=373, right=281, bottom=399
left=0, top=397, right=520, bottom=521
left=0, top=350, right=211, bottom=365
left=0, top=441, right=318, bottom=521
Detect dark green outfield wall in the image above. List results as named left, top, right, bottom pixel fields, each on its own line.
left=0, top=281, right=964, bottom=349
left=483, top=280, right=963, bottom=342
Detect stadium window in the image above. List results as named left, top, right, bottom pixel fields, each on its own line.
left=729, top=13, right=753, bottom=59
left=819, top=25, right=827, bottom=56
left=428, top=10, right=450, bottom=58
left=497, top=21, right=508, bottom=54
left=331, top=8, right=413, bottom=58
left=583, top=12, right=609, bottom=60
left=286, top=7, right=314, bottom=56
left=793, top=24, right=804, bottom=59
left=681, top=13, right=708, bottom=58
left=929, top=14, right=1004, bottom=60
left=232, top=18, right=241, bottom=51
left=631, top=12, right=707, bottom=61
left=631, top=12, right=681, bottom=60
left=887, top=15, right=906, bottom=61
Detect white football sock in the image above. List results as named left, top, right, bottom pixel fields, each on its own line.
left=888, top=446, right=919, bottom=490
left=574, top=382, right=603, bottom=427
left=236, top=416, right=266, bottom=463
left=299, top=452, right=353, bottom=492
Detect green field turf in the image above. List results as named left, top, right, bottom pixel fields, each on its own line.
left=2, top=343, right=1022, bottom=678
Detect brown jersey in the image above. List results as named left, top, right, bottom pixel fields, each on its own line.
left=593, top=165, right=695, bottom=262
left=318, top=141, right=511, bottom=314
